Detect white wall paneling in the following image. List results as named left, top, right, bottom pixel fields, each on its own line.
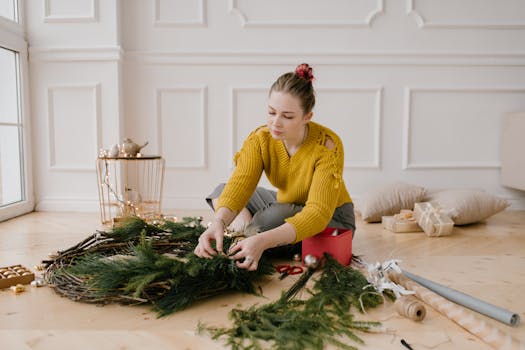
left=44, top=0, right=99, bottom=23
left=29, top=47, right=123, bottom=62
left=407, top=0, right=525, bottom=29
left=25, top=0, right=525, bottom=211
left=26, top=0, right=122, bottom=212
left=403, top=87, right=525, bottom=170
left=121, top=0, right=525, bottom=52
left=47, top=84, right=101, bottom=171
left=27, top=0, right=118, bottom=47
left=154, top=0, right=207, bottom=27
left=229, top=0, right=384, bottom=27
left=31, top=61, right=122, bottom=212
left=156, top=86, right=208, bottom=168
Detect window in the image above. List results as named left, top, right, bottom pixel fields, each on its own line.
left=0, top=0, right=18, bottom=22
left=0, top=0, right=33, bottom=221
left=0, top=47, right=23, bottom=208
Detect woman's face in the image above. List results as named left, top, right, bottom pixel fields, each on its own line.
left=267, top=91, right=312, bottom=141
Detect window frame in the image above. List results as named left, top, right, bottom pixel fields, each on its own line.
left=0, top=0, right=34, bottom=221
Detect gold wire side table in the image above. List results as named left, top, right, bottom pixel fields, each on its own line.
left=96, top=156, right=165, bottom=225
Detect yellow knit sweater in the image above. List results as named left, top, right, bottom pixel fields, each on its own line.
left=217, top=121, right=352, bottom=242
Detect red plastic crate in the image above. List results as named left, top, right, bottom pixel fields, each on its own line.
left=302, top=227, right=353, bottom=266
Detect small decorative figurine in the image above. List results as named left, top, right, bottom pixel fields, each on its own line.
left=119, top=139, right=149, bottom=157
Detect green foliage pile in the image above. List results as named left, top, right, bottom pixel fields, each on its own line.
left=200, top=255, right=384, bottom=350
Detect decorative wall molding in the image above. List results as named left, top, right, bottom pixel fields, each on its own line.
left=47, top=83, right=101, bottom=171
left=407, top=0, right=525, bottom=29
left=123, top=51, right=525, bottom=66
left=155, top=86, right=208, bottom=169
left=402, top=86, right=525, bottom=169
left=230, top=86, right=382, bottom=170
left=229, top=0, right=384, bottom=27
left=43, top=0, right=99, bottom=23
left=29, top=46, right=123, bottom=62
left=154, top=0, right=207, bottom=27
left=27, top=48, right=525, bottom=66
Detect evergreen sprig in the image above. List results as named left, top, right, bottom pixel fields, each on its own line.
left=106, top=216, right=164, bottom=240
left=66, top=240, right=186, bottom=302
left=107, top=216, right=205, bottom=242
left=309, top=254, right=384, bottom=313
left=155, top=253, right=274, bottom=317
left=200, top=254, right=383, bottom=350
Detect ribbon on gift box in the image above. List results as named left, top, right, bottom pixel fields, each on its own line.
left=415, top=203, right=454, bottom=237
left=420, top=205, right=443, bottom=235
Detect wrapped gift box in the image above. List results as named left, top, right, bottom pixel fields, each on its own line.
left=382, top=210, right=422, bottom=233
left=302, top=227, right=353, bottom=266
left=414, top=202, right=454, bottom=237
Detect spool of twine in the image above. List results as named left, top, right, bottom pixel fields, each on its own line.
left=395, top=295, right=426, bottom=322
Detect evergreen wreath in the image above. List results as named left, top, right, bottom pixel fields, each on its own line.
left=42, top=216, right=274, bottom=316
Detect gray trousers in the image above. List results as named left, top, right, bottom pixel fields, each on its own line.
left=206, top=183, right=356, bottom=238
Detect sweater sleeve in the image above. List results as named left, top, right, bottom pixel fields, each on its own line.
left=216, top=131, right=264, bottom=213
left=285, top=141, right=344, bottom=242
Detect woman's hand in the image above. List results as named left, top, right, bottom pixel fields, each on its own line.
left=227, top=235, right=266, bottom=271
left=194, top=221, right=225, bottom=258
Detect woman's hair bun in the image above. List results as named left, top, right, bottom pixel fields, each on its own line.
left=295, top=63, right=314, bottom=83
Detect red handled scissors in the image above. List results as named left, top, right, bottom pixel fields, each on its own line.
left=276, top=264, right=304, bottom=280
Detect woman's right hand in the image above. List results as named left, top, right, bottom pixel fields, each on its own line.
left=194, top=221, right=225, bottom=258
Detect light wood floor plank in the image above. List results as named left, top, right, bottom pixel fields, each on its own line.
left=1, top=210, right=524, bottom=349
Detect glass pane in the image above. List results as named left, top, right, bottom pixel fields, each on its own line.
left=0, top=0, right=17, bottom=22
left=0, top=125, right=23, bottom=206
left=0, top=47, right=19, bottom=124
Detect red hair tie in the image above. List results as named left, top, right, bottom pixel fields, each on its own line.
left=295, top=63, right=314, bottom=83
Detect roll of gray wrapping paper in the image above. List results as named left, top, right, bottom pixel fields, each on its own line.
left=403, top=270, right=520, bottom=327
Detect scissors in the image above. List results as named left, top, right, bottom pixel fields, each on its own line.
left=275, top=264, right=304, bottom=280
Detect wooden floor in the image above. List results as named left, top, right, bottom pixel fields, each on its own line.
left=0, top=210, right=524, bottom=350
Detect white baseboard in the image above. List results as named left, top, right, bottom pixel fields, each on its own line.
left=36, top=197, right=100, bottom=212
left=35, top=196, right=210, bottom=213
left=507, top=198, right=525, bottom=210
left=161, top=196, right=209, bottom=212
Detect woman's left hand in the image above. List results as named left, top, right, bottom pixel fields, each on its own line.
left=227, top=235, right=265, bottom=271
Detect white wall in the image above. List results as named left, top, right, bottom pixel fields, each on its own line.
left=27, top=0, right=123, bottom=211
left=27, top=0, right=525, bottom=212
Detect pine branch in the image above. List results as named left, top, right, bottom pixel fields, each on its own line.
left=107, top=216, right=163, bottom=240
left=155, top=252, right=273, bottom=317
left=200, top=254, right=383, bottom=350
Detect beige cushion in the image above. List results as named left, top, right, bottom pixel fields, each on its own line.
left=426, top=189, right=509, bottom=225
left=358, top=182, right=426, bottom=223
